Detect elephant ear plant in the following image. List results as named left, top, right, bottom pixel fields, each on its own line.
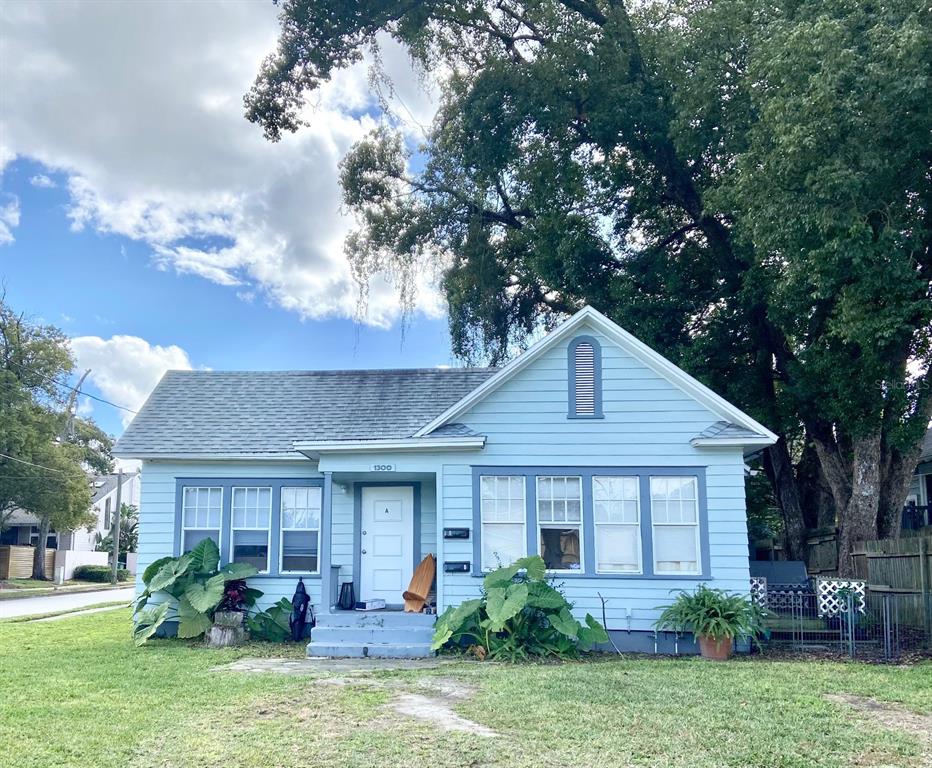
left=133, top=538, right=262, bottom=645
left=431, top=556, right=608, bottom=661
left=654, top=585, right=767, bottom=660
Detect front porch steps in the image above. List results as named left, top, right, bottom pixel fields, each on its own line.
left=307, top=610, right=436, bottom=659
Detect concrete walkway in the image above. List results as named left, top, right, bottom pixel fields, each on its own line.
left=0, top=587, right=135, bottom=619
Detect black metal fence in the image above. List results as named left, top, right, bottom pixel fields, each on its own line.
left=761, top=583, right=932, bottom=660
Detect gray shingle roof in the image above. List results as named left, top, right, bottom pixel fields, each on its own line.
left=114, top=368, right=497, bottom=457
left=694, top=420, right=767, bottom=441
left=920, top=427, right=932, bottom=462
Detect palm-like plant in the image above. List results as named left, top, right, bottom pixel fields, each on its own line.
left=655, top=585, right=766, bottom=644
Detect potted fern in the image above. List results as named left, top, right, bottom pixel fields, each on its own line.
left=655, top=585, right=765, bottom=660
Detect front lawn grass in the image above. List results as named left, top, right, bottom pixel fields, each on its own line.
left=0, top=609, right=929, bottom=768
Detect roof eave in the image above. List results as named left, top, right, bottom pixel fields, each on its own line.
left=293, top=436, right=487, bottom=459
left=111, top=451, right=307, bottom=461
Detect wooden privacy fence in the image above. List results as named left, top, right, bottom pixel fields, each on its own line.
left=851, top=536, right=932, bottom=633
left=0, top=545, right=55, bottom=579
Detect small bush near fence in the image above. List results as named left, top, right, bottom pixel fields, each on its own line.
left=73, top=565, right=131, bottom=583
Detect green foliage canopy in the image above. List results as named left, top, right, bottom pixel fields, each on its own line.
left=249, top=1, right=932, bottom=569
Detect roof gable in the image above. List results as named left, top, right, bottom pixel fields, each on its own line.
left=417, top=306, right=777, bottom=444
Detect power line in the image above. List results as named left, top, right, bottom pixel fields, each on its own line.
left=0, top=452, right=69, bottom=475
left=5, top=360, right=138, bottom=414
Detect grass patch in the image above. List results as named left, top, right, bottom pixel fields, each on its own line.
left=0, top=609, right=929, bottom=767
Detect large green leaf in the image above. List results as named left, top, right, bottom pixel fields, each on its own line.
left=148, top=553, right=193, bottom=594
left=176, top=595, right=213, bottom=639
left=247, top=598, right=292, bottom=642
left=577, top=613, right=609, bottom=650
left=218, top=562, right=259, bottom=581
left=431, top=598, right=481, bottom=650
left=187, top=537, right=220, bottom=573
left=184, top=573, right=226, bottom=613
left=549, top=606, right=580, bottom=639
left=133, top=602, right=170, bottom=646
left=526, top=581, right=569, bottom=610
left=482, top=555, right=546, bottom=590
left=486, top=582, right=529, bottom=632
left=141, top=556, right=174, bottom=586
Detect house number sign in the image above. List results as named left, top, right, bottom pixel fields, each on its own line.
left=371, top=463, right=395, bottom=472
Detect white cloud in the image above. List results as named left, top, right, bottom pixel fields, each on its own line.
left=29, top=173, right=55, bottom=188
left=70, top=335, right=193, bottom=427
left=0, top=195, right=20, bottom=245
left=0, top=0, right=441, bottom=326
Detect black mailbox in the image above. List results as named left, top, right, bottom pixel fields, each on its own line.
left=444, top=561, right=471, bottom=573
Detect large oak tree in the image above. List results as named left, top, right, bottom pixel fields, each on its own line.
left=247, top=0, right=932, bottom=573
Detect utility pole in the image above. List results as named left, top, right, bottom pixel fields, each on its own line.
left=111, top=468, right=122, bottom=585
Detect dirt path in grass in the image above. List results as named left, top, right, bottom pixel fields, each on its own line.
left=220, top=659, right=496, bottom=737
left=825, top=694, right=932, bottom=763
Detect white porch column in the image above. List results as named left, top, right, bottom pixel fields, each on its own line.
left=320, top=471, right=333, bottom=613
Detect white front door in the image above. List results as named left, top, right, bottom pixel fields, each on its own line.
left=360, top=486, right=414, bottom=603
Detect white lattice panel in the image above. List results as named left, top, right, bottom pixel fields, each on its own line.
left=750, top=576, right=768, bottom=608
left=817, top=578, right=865, bottom=617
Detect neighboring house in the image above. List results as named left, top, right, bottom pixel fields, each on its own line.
left=0, top=472, right=140, bottom=579
left=0, top=472, right=139, bottom=552
left=114, top=306, right=776, bottom=656
left=905, top=428, right=932, bottom=529
left=60, top=471, right=141, bottom=551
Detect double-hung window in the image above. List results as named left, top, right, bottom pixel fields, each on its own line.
left=181, top=487, right=222, bottom=553
left=231, top=487, right=272, bottom=573
left=536, top=476, right=583, bottom=571
left=280, top=486, right=322, bottom=574
left=593, top=476, right=641, bottom=573
left=479, top=476, right=526, bottom=570
left=650, top=476, right=701, bottom=574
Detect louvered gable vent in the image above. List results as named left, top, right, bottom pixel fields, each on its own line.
left=568, top=336, right=603, bottom=418
left=574, top=342, right=596, bottom=415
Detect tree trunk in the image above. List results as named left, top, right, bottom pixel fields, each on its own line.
left=31, top=516, right=51, bottom=580
left=878, top=442, right=926, bottom=539
left=836, top=431, right=883, bottom=576
left=797, top=440, right=837, bottom=530
left=762, top=438, right=807, bottom=561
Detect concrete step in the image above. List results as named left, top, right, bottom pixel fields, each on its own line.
left=315, top=611, right=436, bottom=629
left=311, top=625, right=435, bottom=645
left=307, top=641, right=434, bottom=659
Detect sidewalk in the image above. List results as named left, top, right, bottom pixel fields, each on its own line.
left=0, top=587, right=135, bottom=619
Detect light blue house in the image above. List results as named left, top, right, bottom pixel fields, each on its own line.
left=114, top=307, right=776, bottom=656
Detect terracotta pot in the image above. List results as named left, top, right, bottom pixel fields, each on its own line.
left=697, top=634, right=733, bottom=660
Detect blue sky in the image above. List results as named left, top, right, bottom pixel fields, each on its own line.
left=0, top=1, right=452, bottom=442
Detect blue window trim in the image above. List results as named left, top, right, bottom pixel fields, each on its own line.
left=174, top=477, right=324, bottom=579
left=471, top=466, right=710, bottom=580
left=567, top=335, right=604, bottom=419
left=352, top=482, right=421, bottom=604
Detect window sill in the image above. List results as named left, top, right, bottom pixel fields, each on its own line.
left=247, top=573, right=322, bottom=580
left=470, top=571, right=710, bottom=581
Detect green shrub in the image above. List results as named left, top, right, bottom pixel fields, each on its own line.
left=654, top=585, right=766, bottom=642
left=132, top=538, right=262, bottom=645
left=431, top=555, right=608, bottom=661
left=73, top=565, right=131, bottom=583
left=246, top=598, right=293, bottom=642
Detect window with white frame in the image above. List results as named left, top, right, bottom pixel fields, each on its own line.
left=480, top=476, right=526, bottom=570
left=280, top=486, right=322, bottom=573
left=592, top=476, right=641, bottom=573
left=650, top=476, right=700, bottom=574
left=536, top=476, right=583, bottom=571
left=231, top=487, right=272, bottom=572
left=181, top=486, right=222, bottom=553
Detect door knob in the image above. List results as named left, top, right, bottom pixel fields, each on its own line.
left=362, top=530, right=367, bottom=535
left=361, top=549, right=367, bottom=554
